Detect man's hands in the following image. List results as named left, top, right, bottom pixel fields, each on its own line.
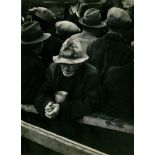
left=45, top=102, right=60, bottom=119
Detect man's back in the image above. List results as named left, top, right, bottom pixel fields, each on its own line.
left=88, top=32, right=133, bottom=75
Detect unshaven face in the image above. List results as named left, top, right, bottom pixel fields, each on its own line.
left=60, top=63, right=81, bottom=77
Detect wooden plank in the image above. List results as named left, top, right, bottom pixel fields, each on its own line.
left=21, top=105, right=133, bottom=134
left=78, top=114, right=134, bottom=134
left=21, top=120, right=108, bottom=155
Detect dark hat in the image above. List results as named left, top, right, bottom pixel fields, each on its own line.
left=21, top=21, right=51, bottom=44
left=55, top=21, right=81, bottom=35
left=29, top=7, right=56, bottom=23
left=107, top=7, right=132, bottom=30
left=53, top=38, right=89, bottom=64
left=79, top=8, right=106, bottom=28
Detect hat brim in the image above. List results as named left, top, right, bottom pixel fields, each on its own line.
left=21, top=33, right=51, bottom=44
left=53, top=55, right=89, bottom=64
left=79, top=18, right=106, bottom=28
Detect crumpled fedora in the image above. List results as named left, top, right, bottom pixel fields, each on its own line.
left=29, top=7, right=56, bottom=23
left=53, top=38, right=89, bottom=64
left=107, top=7, right=132, bottom=29
left=79, top=8, right=106, bottom=28
left=21, top=21, right=51, bottom=44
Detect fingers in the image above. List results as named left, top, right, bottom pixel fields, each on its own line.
left=45, top=102, right=53, bottom=110
left=45, top=104, right=60, bottom=119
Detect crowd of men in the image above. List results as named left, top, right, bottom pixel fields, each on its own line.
left=21, top=0, right=134, bottom=122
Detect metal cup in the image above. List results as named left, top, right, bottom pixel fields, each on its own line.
left=55, top=91, right=68, bottom=103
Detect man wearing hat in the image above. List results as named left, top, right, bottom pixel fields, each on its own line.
left=87, top=7, right=134, bottom=119
left=87, top=7, right=133, bottom=75
left=21, top=21, right=51, bottom=108
left=69, top=8, right=106, bottom=54
left=28, top=7, right=62, bottom=68
left=35, top=38, right=100, bottom=121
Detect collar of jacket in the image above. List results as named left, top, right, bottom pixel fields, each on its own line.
left=105, top=31, right=127, bottom=43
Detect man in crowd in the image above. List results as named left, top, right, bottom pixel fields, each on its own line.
left=69, top=8, right=106, bottom=54
left=29, top=7, right=62, bottom=67
left=21, top=21, right=51, bottom=109
left=35, top=38, right=100, bottom=121
left=87, top=7, right=134, bottom=120
left=87, top=7, right=133, bottom=76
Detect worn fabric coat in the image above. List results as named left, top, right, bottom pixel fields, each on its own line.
left=87, top=32, right=134, bottom=76
left=70, top=31, right=97, bottom=54
left=35, top=62, right=100, bottom=121
left=21, top=47, right=46, bottom=105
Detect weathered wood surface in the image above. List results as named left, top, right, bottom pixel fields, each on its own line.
left=21, top=120, right=108, bottom=155
left=78, top=113, right=134, bottom=134
left=21, top=104, right=134, bottom=134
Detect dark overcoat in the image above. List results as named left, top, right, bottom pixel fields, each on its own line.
left=87, top=32, right=134, bottom=76
left=21, top=48, right=46, bottom=105
left=35, top=62, right=100, bottom=121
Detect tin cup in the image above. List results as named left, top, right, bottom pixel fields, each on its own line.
left=55, top=91, right=68, bottom=103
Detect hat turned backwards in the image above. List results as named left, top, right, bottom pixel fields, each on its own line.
left=21, top=21, right=51, bottom=44
left=79, top=8, right=106, bottom=28
left=53, top=38, right=89, bottom=64
left=107, top=7, right=132, bottom=30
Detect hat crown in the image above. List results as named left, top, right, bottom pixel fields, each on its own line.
left=84, top=8, right=101, bottom=22
left=22, top=21, right=43, bottom=43
left=59, top=39, right=83, bottom=60
left=35, top=7, right=56, bottom=22
left=107, top=7, right=132, bottom=29
left=79, top=8, right=106, bottom=28
left=55, top=21, right=81, bottom=35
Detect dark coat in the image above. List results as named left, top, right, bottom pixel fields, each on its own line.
left=35, top=62, right=100, bottom=121
left=87, top=32, right=134, bottom=76
left=21, top=48, right=46, bottom=105
left=39, top=36, right=62, bottom=68
left=100, top=61, right=134, bottom=121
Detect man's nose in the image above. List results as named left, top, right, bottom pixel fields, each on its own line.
left=64, top=65, right=71, bottom=71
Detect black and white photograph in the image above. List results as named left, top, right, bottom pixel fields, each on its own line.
left=21, top=0, right=134, bottom=154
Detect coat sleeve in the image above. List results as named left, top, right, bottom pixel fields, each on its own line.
left=59, top=68, right=100, bottom=121
left=34, top=64, right=56, bottom=115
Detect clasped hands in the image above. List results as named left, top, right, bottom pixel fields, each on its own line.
left=45, top=102, right=60, bottom=119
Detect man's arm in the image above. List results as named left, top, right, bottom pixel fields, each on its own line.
left=34, top=64, right=55, bottom=115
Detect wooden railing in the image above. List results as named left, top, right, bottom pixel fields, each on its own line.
left=21, top=104, right=134, bottom=134
left=22, top=120, right=108, bottom=155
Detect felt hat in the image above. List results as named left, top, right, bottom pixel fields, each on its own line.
left=53, top=39, right=89, bottom=64
left=79, top=8, right=106, bottom=28
left=21, top=21, right=51, bottom=44
left=107, top=7, right=132, bottom=30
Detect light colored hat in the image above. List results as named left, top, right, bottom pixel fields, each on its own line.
left=55, top=21, right=81, bottom=35
left=53, top=38, right=89, bottom=64
left=107, top=7, right=132, bottom=30
left=21, top=21, right=51, bottom=44
left=29, top=7, right=56, bottom=22
left=79, top=8, right=106, bottom=28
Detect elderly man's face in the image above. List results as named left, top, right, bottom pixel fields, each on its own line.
left=60, top=63, right=81, bottom=77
